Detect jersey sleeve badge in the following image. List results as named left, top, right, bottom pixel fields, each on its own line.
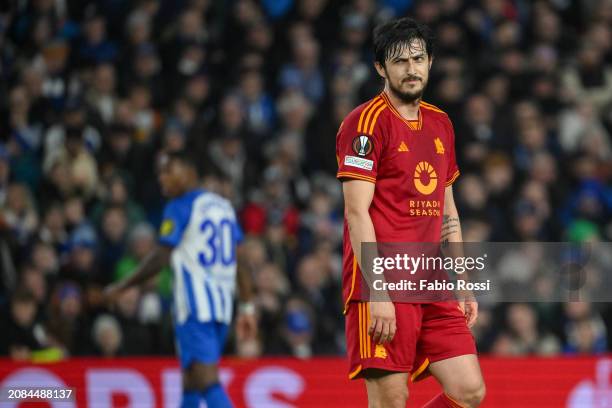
left=160, top=219, right=175, bottom=237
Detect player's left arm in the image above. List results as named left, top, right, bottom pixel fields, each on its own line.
left=236, top=245, right=254, bottom=304
left=235, top=241, right=258, bottom=342
left=441, top=185, right=462, bottom=244
left=442, top=186, right=478, bottom=328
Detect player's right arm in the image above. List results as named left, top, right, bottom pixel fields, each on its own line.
left=337, top=99, right=395, bottom=344
left=104, top=246, right=171, bottom=302
left=235, top=243, right=257, bottom=341
left=105, top=198, right=186, bottom=303
left=343, top=180, right=377, bottom=279
left=343, top=180, right=396, bottom=345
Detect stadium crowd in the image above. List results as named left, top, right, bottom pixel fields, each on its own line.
left=0, top=0, right=611, bottom=361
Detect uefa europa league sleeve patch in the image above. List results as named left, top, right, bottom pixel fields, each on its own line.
left=352, top=135, right=373, bottom=157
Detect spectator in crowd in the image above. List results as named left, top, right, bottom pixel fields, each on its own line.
left=279, top=37, right=324, bottom=103
left=76, top=5, right=117, bottom=66
left=295, top=253, right=342, bottom=354
left=91, top=175, right=145, bottom=228
left=86, top=63, right=118, bottom=124
left=113, top=286, right=155, bottom=355
left=492, top=303, right=560, bottom=355
left=264, top=217, right=297, bottom=276
left=252, top=262, right=289, bottom=355
left=298, top=188, right=342, bottom=254
left=127, top=83, right=160, bottom=144
left=562, top=302, right=608, bottom=354
left=37, top=204, right=68, bottom=254
left=121, top=9, right=153, bottom=68
left=561, top=44, right=612, bottom=112
left=63, top=195, right=87, bottom=234
left=0, top=146, right=9, bottom=205
left=60, top=224, right=99, bottom=285
left=4, top=85, right=44, bottom=188
left=19, top=264, right=47, bottom=313
left=97, top=205, right=128, bottom=279
left=0, top=288, right=47, bottom=360
left=43, top=123, right=99, bottom=199
left=237, top=68, right=276, bottom=137
left=45, top=281, right=88, bottom=355
left=44, top=99, right=101, bottom=163
left=0, top=183, right=39, bottom=246
left=91, top=314, right=123, bottom=357
left=278, top=295, right=316, bottom=359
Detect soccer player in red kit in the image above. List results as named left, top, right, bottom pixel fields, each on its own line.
left=337, top=18, right=485, bottom=408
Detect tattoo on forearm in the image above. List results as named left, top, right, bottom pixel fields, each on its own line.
left=441, top=215, right=460, bottom=243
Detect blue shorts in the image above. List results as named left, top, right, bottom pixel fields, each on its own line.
left=175, top=317, right=230, bottom=369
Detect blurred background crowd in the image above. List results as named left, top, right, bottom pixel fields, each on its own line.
left=0, top=0, right=611, bottom=361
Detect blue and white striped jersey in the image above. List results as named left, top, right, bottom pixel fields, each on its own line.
left=159, top=189, right=243, bottom=324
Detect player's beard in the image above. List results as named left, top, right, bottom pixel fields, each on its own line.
left=387, top=73, right=427, bottom=104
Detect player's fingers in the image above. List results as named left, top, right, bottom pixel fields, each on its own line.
left=458, top=301, right=465, bottom=315
left=467, top=312, right=478, bottom=328
left=371, top=319, right=381, bottom=343
left=236, top=321, right=245, bottom=338
left=467, top=303, right=478, bottom=328
left=388, top=320, right=397, bottom=343
left=383, top=317, right=396, bottom=343
left=249, top=319, right=258, bottom=338
left=368, top=316, right=376, bottom=336
left=371, top=319, right=383, bottom=343
left=238, top=317, right=253, bottom=339
left=465, top=304, right=474, bottom=324
left=379, top=321, right=391, bottom=344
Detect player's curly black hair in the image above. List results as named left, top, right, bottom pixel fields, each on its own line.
left=373, top=17, right=435, bottom=67
left=164, top=150, right=200, bottom=174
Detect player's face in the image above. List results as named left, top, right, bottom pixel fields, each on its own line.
left=376, top=38, right=432, bottom=103
left=158, top=158, right=185, bottom=198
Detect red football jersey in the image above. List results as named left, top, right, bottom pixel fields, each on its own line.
left=336, top=91, right=460, bottom=310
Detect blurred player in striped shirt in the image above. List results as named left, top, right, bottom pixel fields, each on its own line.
left=105, top=150, right=256, bottom=408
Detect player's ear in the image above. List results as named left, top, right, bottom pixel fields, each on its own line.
left=428, top=55, right=434, bottom=70
left=374, top=61, right=386, bottom=79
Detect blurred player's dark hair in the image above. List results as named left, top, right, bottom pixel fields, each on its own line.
left=373, top=17, right=435, bottom=66
left=166, top=150, right=200, bottom=174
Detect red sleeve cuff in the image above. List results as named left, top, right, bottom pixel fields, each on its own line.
left=445, top=170, right=460, bottom=186
left=337, top=171, right=376, bottom=184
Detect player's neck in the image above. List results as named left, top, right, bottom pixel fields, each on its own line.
left=383, top=87, right=420, bottom=120
left=178, top=181, right=200, bottom=196
left=186, top=182, right=200, bottom=192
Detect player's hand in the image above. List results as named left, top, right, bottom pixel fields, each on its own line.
left=459, top=299, right=478, bottom=328
left=236, top=313, right=258, bottom=341
left=368, top=301, right=396, bottom=344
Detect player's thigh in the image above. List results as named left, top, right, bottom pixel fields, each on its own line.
left=418, top=301, right=477, bottom=365
left=364, top=369, right=409, bottom=408
left=176, top=319, right=230, bottom=388
left=183, top=361, right=220, bottom=390
left=345, top=302, right=421, bottom=379
left=429, top=354, right=484, bottom=399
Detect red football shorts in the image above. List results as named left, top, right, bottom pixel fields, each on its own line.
left=345, top=301, right=477, bottom=381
